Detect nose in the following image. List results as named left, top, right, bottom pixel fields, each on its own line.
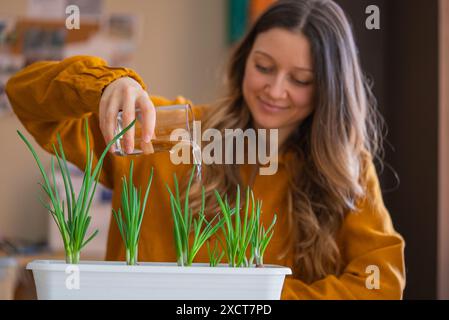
left=265, top=75, right=288, bottom=100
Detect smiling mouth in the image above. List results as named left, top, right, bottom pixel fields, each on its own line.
left=258, top=97, right=289, bottom=110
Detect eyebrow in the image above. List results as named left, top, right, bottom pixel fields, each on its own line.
left=254, top=50, right=313, bottom=72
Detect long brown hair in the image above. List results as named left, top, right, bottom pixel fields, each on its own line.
left=186, top=0, right=384, bottom=283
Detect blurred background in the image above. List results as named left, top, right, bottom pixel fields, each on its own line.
left=0, top=0, right=448, bottom=300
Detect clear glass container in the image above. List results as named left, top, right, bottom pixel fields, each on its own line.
left=114, top=104, right=195, bottom=156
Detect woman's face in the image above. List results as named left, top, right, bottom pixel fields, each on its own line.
left=243, top=28, right=316, bottom=137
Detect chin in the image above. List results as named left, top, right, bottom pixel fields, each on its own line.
left=251, top=114, right=283, bottom=130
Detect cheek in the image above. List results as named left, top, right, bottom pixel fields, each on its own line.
left=243, top=66, right=265, bottom=98
left=290, top=86, right=315, bottom=115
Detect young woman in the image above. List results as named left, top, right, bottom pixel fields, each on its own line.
left=6, top=0, right=405, bottom=299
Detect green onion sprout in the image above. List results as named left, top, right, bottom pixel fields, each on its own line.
left=166, top=165, right=224, bottom=266
left=249, top=195, right=277, bottom=267
left=113, top=161, right=153, bottom=265
left=206, top=238, right=224, bottom=267
left=214, top=186, right=257, bottom=267
left=18, top=118, right=135, bottom=264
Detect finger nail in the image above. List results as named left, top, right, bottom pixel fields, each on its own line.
left=142, top=141, right=154, bottom=154
left=126, top=146, right=133, bottom=154
left=144, top=134, right=151, bottom=143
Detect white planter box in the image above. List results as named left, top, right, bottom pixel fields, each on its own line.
left=27, top=260, right=292, bottom=300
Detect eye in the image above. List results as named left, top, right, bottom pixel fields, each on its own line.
left=291, top=77, right=312, bottom=86
left=255, top=64, right=273, bottom=74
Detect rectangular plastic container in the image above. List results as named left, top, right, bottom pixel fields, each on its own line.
left=27, top=260, right=292, bottom=300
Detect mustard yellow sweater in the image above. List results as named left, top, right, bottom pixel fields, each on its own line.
left=6, top=56, right=406, bottom=299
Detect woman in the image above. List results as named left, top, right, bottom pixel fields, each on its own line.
left=6, top=0, right=405, bottom=299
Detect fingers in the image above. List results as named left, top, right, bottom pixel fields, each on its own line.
left=138, top=94, right=156, bottom=154
left=141, top=139, right=155, bottom=154
left=101, top=90, right=121, bottom=154
left=99, top=90, right=112, bottom=152
left=99, top=77, right=151, bottom=155
left=122, top=87, right=136, bottom=154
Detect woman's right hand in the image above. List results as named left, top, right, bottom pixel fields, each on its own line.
left=99, top=76, right=156, bottom=154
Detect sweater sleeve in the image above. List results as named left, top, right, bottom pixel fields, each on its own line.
left=281, top=157, right=406, bottom=300
left=5, top=55, right=195, bottom=189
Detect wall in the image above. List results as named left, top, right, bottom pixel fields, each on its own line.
left=336, top=0, right=442, bottom=299
left=0, top=0, right=228, bottom=242
left=438, top=0, right=449, bottom=300
left=384, top=0, right=440, bottom=299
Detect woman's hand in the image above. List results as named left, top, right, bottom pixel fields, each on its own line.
left=99, top=76, right=156, bottom=154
